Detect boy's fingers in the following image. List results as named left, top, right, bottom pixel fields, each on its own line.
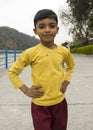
left=31, top=90, right=44, bottom=98
left=35, top=86, right=42, bottom=89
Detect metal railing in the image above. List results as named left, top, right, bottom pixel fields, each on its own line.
left=0, top=48, right=22, bottom=69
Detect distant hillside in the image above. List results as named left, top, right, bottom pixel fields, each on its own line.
left=0, top=26, right=40, bottom=50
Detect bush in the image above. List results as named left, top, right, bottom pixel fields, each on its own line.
left=70, top=45, right=93, bottom=55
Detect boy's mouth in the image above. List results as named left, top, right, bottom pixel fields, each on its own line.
left=43, top=34, right=53, bottom=38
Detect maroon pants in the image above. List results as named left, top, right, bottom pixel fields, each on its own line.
left=31, top=98, right=68, bottom=130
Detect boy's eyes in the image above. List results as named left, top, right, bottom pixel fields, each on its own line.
left=38, top=24, right=56, bottom=29
left=38, top=25, right=45, bottom=29
left=50, top=24, right=56, bottom=28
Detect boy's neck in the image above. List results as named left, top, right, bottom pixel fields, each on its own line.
left=41, top=42, right=57, bottom=49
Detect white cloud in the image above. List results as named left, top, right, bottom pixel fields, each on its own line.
left=0, top=0, right=72, bottom=44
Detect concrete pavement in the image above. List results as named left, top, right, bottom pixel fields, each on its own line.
left=0, top=54, right=93, bottom=130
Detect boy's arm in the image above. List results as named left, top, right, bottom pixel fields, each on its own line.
left=64, top=51, right=75, bottom=82
left=8, top=50, right=30, bottom=89
left=8, top=69, right=44, bottom=98
left=61, top=51, right=75, bottom=93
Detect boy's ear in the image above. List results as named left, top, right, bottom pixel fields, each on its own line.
left=33, top=28, right=37, bottom=35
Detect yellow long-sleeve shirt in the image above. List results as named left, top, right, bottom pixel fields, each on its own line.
left=8, top=43, right=75, bottom=106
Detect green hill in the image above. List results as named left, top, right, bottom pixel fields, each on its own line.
left=0, top=26, right=40, bottom=50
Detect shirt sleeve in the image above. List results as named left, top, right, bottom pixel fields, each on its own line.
left=64, top=50, right=75, bottom=82
left=8, top=50, right=30, bottom=89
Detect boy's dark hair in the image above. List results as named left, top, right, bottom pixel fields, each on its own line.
left=34, top=9, right=58, bottom=27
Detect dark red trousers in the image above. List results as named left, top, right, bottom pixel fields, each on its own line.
left=31, top=98, right=68, bottom=130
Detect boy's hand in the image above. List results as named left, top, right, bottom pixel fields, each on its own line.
left=26, top=85, right=44, bottom=98
left=60, top=80, right=70, bottom=94
left=19, top=85, right=44, bottom=98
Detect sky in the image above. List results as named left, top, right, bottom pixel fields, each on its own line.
left=0, top=0, right=72, bottom=44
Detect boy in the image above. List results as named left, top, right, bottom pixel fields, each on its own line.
left=8, top=9, right=75, bottom=130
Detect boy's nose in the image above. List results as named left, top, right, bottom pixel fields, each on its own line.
left=45, top=26, right=50, bottom=32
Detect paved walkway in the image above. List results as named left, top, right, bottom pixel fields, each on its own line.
left=0, top=54, right=93, bottom=130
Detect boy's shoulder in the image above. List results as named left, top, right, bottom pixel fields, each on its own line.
left=57, top=45, right=69, bottom=51
left=25, top=43, right=41, bottom=52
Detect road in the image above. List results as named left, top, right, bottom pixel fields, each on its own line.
left=0, top=54, right=93, bottom=130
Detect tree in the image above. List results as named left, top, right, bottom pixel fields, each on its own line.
left=59, top=0, right=93, bottom=45
left=88, top=0, right=93, bottom=32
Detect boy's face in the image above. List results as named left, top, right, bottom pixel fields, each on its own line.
left=33, top=18, right=59, bottom=44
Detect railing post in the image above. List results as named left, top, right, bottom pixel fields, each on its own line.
left=5, top=48, right=8, bottom=69
left=14, top=49, right=16, bottom=61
